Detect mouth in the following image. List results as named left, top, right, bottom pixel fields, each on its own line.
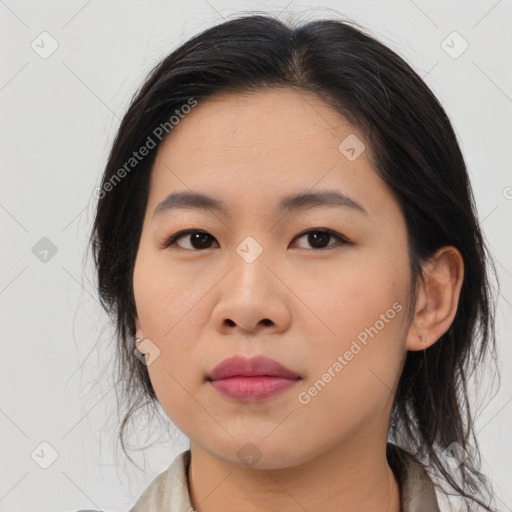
left=207, top=354, right=301, bottom=402
left=207, top=354, right=300, bottom=380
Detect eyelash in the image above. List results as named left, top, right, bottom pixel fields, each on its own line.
left=162, top=228, right=350, bottom=251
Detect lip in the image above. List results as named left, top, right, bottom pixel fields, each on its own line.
left=208, top=355, right=300, bottom=380
left=207, top=355, right=301, bottom=402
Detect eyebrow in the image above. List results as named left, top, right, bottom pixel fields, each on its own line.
left=152, top=189, right=368, bottom=219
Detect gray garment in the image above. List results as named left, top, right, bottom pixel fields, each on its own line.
left=124, top=443, right=440, bottom=512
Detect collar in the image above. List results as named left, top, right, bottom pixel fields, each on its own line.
left=129, top=443, right=440, bottom=512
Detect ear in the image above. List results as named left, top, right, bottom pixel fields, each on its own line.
left=406, top=246, right=464, bottom=351
left=135, top=316, right=144, bottom=339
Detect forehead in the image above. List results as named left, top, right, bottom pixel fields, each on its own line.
left=147, top=88, right=398, bottom=222
left=163, top=88, right=360, bottom=153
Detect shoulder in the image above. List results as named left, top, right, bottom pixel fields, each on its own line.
left=387, top=442, right=441, bottom=512
left=74, top=450, right=192, bottom=512
left=129, top=449, right=192, bottom=512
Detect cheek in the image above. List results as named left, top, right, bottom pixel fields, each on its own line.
left=297, top=245, right=409, bottom=343
left=298, top=249, right=409, bottom=402
left=133, top=246, right=200, bottom=335
left=146, top=357, right=205, bottom=441
left=133, top=247, right=210, bottom=426
left=294, top=297, right=406, bottom=442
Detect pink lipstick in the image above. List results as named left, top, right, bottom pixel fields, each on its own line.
left=207, top=355, right=300, bottom=402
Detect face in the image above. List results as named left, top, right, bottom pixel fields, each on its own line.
left=132, top=88, right=412, bottom=469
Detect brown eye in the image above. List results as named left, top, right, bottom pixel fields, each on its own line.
left=293, top=229, right=349, bottom=250
left=164, top=230, right=218, bottom=250
left=163, top=228, right=349, bottom=251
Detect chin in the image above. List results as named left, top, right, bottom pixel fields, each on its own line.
left=208, top=436, right=314, bottom=471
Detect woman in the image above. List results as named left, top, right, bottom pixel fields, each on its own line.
left=88, top=13, right=498, bottom=512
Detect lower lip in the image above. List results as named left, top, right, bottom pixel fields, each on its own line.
left=209, top=376, right=299, bottom=402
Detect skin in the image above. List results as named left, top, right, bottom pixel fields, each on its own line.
left=132, top=88, right=464, bottom=512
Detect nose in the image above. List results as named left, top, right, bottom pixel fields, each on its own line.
left=211, top=247, right=292, bottom=337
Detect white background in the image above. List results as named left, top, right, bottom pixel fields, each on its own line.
left=1, top=1, right=511, bottom=511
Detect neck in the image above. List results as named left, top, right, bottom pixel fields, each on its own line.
left=187, top=436, right=400, bottom=512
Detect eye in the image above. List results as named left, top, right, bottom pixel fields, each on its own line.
left=292, top=229, right=349, bottom=250
left=163, top=228, right=349, bottom=251
left=163, top=230, right=218, bottom=250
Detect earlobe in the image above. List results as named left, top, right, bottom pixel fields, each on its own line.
left=406, top=246, right=464, bottom=352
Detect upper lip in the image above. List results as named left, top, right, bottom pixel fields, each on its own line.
left=207, top=355, right=300, bottom=380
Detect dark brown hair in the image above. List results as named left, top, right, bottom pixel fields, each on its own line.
left=88, top=13, right=499, bottom=510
